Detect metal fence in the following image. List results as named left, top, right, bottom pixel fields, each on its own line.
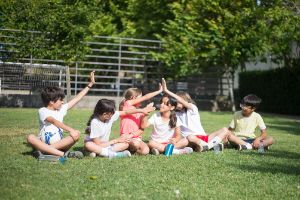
left=0, top=29, right=232, bottom=102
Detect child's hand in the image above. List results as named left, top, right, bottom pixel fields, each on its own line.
left=89, top=71, right=96, bottom=85
left=69, top=129, right=81, bottom=141
left=142, top=105, right=155, bottom=114
left=158, top=83, right=163, bottom=93
left=147, top=102, right=154, bottom=107
left=162, top=78, right=168, bottom=92
left=117, top=137, right=131, bottom=143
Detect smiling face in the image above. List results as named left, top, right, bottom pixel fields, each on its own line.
left=159, top=97, right=175, bottom=113
left=99, top=112, right=114, bottom=123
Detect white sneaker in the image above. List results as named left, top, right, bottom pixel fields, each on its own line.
left=109, top=150, right=131, bottom=159
left=151, top=148, right=160, bottom=155
left=89, top=152, right=96, bottom=157
left=180, top=147, right=193, bottom=154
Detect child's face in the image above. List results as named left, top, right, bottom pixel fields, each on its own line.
left=99, top=112, right=114, bottom=123
left=51, top=99, right=64, bottom=110
left=176, top=102, right=184, bottom=111
left=240, top=104, right=255, bottom=117
left=159, top=97, right=173, bottom=112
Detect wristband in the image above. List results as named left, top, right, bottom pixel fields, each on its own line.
left=86, top=85, right=92, bottom=88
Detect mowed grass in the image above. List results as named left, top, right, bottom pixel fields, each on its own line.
left=0, top=108, right=299, bottom=200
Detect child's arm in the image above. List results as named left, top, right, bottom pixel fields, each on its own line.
left=253, top=129, right=267, bottom=147
left=162, top=78, right=193, bottom=109
left=92, top=137, right=130, bottom=148
left=169, top=127, right=181, bottom=144
left=67, top=71, right=95, bottom=109
left=119, top=104, right=155, bottom=116
left=127, top=84, right=163, bottom=106
left=46, top=116, right=80, bottom=141
left=141, top=115, right=151, bottom=129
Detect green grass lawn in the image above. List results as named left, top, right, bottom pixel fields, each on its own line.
left=0, top=108, right=299, bottom=199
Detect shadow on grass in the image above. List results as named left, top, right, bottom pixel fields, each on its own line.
left=242, top=149, right=300, bottom=160
left=232, top=150, right=300, bottom=175
left=267, top=120, right=300, bottom=136
left=232, top=162, right=300, bottom=176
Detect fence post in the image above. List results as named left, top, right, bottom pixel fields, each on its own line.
left=75, top=62, right=78, bottom=95
left=117, top=38, right=122, bottom=98
left=66, top=66, right=71, bottom=101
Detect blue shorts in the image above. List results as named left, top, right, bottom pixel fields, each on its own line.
left=243, top=138, right=255, bottom=144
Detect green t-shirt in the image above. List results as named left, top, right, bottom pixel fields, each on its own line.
left=229, top=111, right=266, bottom=139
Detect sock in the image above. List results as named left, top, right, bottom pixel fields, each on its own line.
left=207, top=136, right=222, bottom=149
left=245, top=143, right=253, bottom=150
left=173, top=148, right=180, bottom=155
left=99, top=147, right=110, bottom=157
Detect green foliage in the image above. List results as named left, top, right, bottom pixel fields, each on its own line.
left=239, top=67, right=300, bottom=115
left=0, top=108, right=299, bottom=199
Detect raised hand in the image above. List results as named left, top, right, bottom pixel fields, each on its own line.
left=158, top=83, right=163, bottom=93
left=142, top=104, right=155, bottom=114
left=162, top=78, right=168, bottom=92
left=89, top=71, right=96, bottom=85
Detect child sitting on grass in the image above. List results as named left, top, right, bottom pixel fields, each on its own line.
left=84, top=99, right=155, bottom=158
left=27, top=71, right=95, bottom=159
left=141, top=95, right=193, bottom=155
left=226, top=94, right=274, bottom=150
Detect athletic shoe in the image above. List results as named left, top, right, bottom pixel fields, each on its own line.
left=89, top=152, right=96, bottom=157
left=32, top=150, right=43, bottom=159
left=202, top=145, right=209, bottom=152
left=180, top=147, right=193, bottom=154
left=151, top=148, right=160, bottom=155
left=238, top=144, right=248, bottom=151
left=65, top=151, right=84, bottom=159
left=264, top=146, right=270, bottom=151
left=109, top=150, right=131, bottom=159
left=218, top=143, right=224, bottom=151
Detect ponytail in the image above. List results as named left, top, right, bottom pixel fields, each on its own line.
left=169, top=110, right=177, bottom=129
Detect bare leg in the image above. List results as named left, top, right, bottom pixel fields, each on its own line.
left=129, top=139, right=149, bottom=155
left=253, top=136, right=274, bottom=149
left=84, top=141, right=102, bottom=154
left=228, top=132, right=249, bottom=146
left=111, top=142, right=130, bottom=152
left=207, top=127, right=230, bottom=142
left=174, top=138, right=189, bottom=149
left=51, top=136, right=77, bottom=151
left=148, top=140, right=167, bottom=153
left=27, top=134, right=64, bottom=156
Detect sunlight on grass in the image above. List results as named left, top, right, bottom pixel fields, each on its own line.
left=0, top=108, right=299, bottom=199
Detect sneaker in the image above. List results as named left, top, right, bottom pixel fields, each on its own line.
left=109, top=150, right=131, bottom=159
left=202, top=145, right=209, bottom=152
left=264, top=146, right=270, bottom=151
left=32, top=150, right=43, bottom=159
left=65, top=151, right=84, bottom=159
left=151, top=148, right=160, bottom=155
left=238, top=144, right=248, bottom=151
left=218, top=143, right=224, bottom=151
left=194, top=143, right=203, bottom=152
left=89, top=152, right=96, bottom=157
left=180, top=147, right=193, bottom=154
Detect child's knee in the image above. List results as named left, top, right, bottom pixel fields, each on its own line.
left=27, top=134, right=37, bottom=144
left=71, top=131, right=81, bottom=141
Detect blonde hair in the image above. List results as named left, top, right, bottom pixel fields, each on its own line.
left=119, top=88, right=142, bottom=110
left=176, top=91, right=195, bottom=110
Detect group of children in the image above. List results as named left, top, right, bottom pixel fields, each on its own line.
left=27, top=71, right=274, bottom=160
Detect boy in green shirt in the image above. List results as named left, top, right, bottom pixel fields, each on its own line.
left=226, top=94, right=274, bottom=150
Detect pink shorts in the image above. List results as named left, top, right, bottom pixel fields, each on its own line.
left=195, top=135, right=209, bottom=143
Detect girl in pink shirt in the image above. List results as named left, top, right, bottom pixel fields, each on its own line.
left=120, top=85, right=162, bottom=155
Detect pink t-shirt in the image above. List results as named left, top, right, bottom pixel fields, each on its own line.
left=120, top=101, right=145, bottom=135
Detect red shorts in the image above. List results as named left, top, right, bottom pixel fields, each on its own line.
left=195, top=135, right=209, bottom=143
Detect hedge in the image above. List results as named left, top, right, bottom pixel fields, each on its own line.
left=239, top=67, right=300, bottom=115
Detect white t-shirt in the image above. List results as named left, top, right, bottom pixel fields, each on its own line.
left=38, top=103, right=69, bottom=137
left=148, top=112, right=181, bottom=143
left=176, top=104, right=206, bottom=137
left=86, top=111, right=120, bottom=142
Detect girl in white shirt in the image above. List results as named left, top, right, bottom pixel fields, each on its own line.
left=84, top=99, right=154, bottom=158
left=162, top=78, right=230, bottom=152
left=142, top=96, right=193, bottom=155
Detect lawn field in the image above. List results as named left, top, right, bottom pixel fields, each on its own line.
left=0, top=108, right=299, bottom=200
